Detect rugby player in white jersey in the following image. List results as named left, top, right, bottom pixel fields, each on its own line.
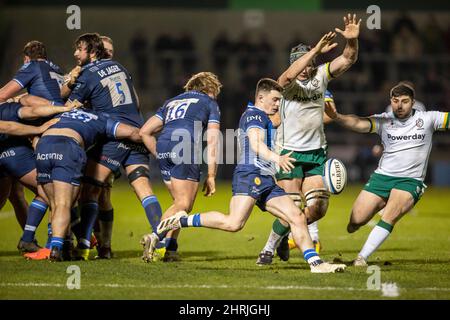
left=325, top=83, right=449, bottom=266
left=257, top=14, right=361, bottom=265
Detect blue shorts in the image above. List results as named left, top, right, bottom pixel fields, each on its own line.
left=232, top=168, right=286, bottom=211
left=88, top=139, right=149, bottom=172
left=0, top=144, right=35, bottom=179
left=156, top=139, right=201, bottom=182
left=36, top=136, right=87, bottom=186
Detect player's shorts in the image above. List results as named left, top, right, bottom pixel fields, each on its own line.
left=276, top=148, right=327, bottom=180
left=36, top=135, right=87, bottom=186
left=0, top=144, right=35, bottom=179
left=88, top=139, right=149, bottom=172
left=232, top=166, right=287, bottom=211
left=156, top=139, right=201, bottom=182
left=363, top=172, right=426, bottom=204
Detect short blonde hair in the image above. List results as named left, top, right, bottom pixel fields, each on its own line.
left=183, top=72, right=222, bottom=98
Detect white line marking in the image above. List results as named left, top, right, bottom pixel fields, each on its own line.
left=0, top=282, right=449, bottom=292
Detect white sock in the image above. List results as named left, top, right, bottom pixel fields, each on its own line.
left=359, top=223, right=392, bottom=260
left=262, top=230, right=284, bottom=253
left=308, top=221, right=319, bottom=242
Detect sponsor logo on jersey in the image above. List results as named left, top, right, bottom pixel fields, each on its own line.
left=254, top=177, right=261, bottom=185
left=247, top=115, right=262, bottom=123
left=416, top=118, right=424, bottom=129
left=37, top=153, right=63, bottom=160
left=311, top=78, right=319, bottom=88
left=0, top=149, right=16, bottom=159
left=291, top=92, right=323, bottom=103
left=387, top=133, right=425, bottom=141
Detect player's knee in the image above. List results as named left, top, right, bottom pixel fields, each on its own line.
left=226, top=219, right=245, bottom=232
left=174, top=199, right=193, bottom=213
left=305, top=188, right=329, bottom=221
left=127, top=166, right=150, bottom=184
left=80, top=180, right=103, bottom=201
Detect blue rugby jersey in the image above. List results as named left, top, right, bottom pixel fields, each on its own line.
left=13, top=60, right=64, bottom=105
left=68, top=59, right=144, bottom=128
left=50, top=108, right=119, bottom=150
left=236, top=103, right=276, bottom=176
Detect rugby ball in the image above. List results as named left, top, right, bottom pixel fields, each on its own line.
left=323, top=158, right=347, bottom=194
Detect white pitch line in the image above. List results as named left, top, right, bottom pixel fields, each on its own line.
left=1, top=282, right=450, bottom=292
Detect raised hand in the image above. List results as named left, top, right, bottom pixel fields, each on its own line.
left=314, top=32, right=338, bottom=54
left=335, top=13, right=361, bottom=40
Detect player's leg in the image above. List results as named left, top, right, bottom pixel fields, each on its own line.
left=148, top=195, right=255, bottom=263
left=49, top=181, right=79, bottom=261
left=347, top=190, right=386, bottom=233
left=355, top=189, right=414, bottom=266
left=141, top=177, right=198, bottom=262
left=77, top=160, right=112, bottom=250
left=95, top=181, right=114, bottom=258
left=301, top=174, right=330, bottom=251
left=260, top=178, right=303, bottom=261
left=17, top=169, right=50, bottom=253
left=8, top=180, right=28, bottom=229
left=265, top=194, right=345, bottom=273
left=126, top=164, right=163, bottom=235
left=158, top=195, right=255, bottom=232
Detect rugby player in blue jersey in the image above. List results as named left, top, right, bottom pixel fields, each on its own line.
left=0, top=40, right=65, bottom=247
left=153, top=78, right=346, bottom=273
left=65, top=33, right=162, bottom=260
left=34, top=108, right=141, bottom=261
left=139, top=71, right=222, bottom=262
left=61, top=35, right=118, bottom=259
left=0, top=101, right=76, bottom=252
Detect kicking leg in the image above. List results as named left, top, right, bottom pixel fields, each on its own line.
left=356, top=189, right=414, bottom=265
left=265, top=195, right=345, bottom=273
left=347, top=190, right=386, bottom=233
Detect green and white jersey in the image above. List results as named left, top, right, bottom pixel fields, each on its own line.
left=369, top=110, right=449, bottom=181
left=276, top=62, right=333, bottom=152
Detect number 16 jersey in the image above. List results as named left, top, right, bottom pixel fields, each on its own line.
left=155, top=90, right=221, bottom=143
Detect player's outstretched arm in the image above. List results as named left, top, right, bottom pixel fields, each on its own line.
left=115, top=123, right=142, bottom=143
left=18, top=101, right=79, bottom=120
left=325, top=105, right=371, bottom=133
left=329, top=13, right=361, bottom=78
left=19, top=94, right=52, bottom=106
left=0, top=80, right=23, bottom=102
left=278, top=32, right=337, bottom=88
left=203, top=122, right=220, bottom=197
left=247, top=127, right=295, bottom=172
left=139, top=116, right=164, bottom=157
left=0, top=118, right=58, bottom=136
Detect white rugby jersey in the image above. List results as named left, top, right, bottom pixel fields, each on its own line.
left=369, top=110, right=449, bottom=181
left=276, top=62, right=332, bottom=151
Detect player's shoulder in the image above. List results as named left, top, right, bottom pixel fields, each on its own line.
left=244, top=105, right=268, bottom=121
left=17, top=61, right=34, bottom=72
left=43, top=60, right=63, bottom=74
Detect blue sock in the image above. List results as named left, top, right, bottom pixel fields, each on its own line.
left=180, top=213, right=201, bottom=228
left=165, top=238, right=178, bottom=251
left=141, top=195, right=162, bottom=233
left=50, top=236, right=64, bottom=250
left=78, top=201, right=99, bottom=249
left=303, top=248, right=323, bottom=266
left=45, top=223, right=52, bottom=249
left=21, top=199, right=48, bottom=242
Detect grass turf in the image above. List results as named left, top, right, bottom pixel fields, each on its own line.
left=0, top=183, right=449, bottom=300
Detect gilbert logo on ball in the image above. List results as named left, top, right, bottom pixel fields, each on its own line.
left=323, top=158, right=347, bottom=194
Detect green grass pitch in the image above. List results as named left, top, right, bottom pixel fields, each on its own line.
left=0, top=183, right=449, bottom=299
